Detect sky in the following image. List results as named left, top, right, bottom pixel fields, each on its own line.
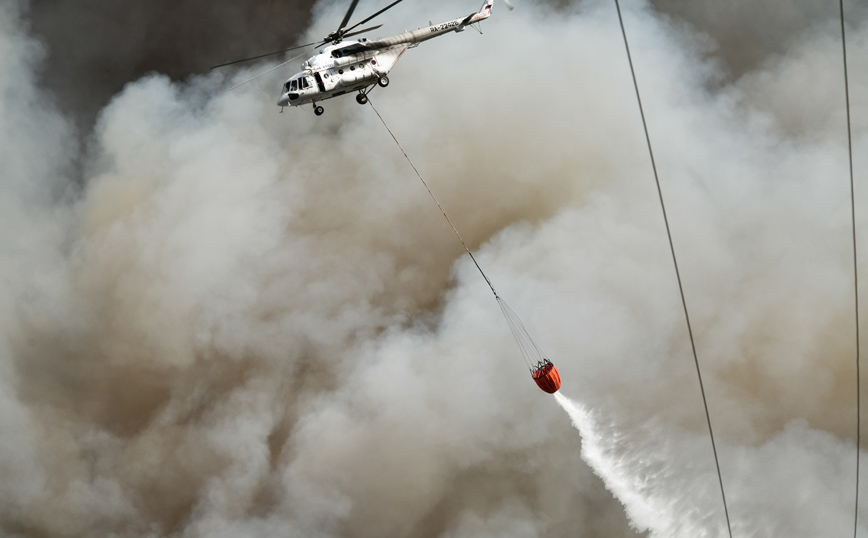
left=2, top=0, right=868, bottom=536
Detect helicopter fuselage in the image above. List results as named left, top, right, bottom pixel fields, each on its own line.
left=277, top=3, right=494, bottom=110
left=277, top=42, right=408, bottom=107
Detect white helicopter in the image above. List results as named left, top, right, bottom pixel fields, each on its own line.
left=212, top=0, right=513, bottom=116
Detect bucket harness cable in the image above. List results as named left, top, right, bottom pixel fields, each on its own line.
left=368, top=99, right=549, bottom=372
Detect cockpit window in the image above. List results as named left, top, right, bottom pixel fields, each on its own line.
left=290, top=80, right=298, bottom=92
left=301, top=77, right=310, bottom=89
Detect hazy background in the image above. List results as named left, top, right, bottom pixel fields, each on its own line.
left=2, top=0, right=868, bottom=536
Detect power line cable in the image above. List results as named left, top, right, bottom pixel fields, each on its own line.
left=839, top=1, right=861, bottom=536
left=612, top=2, right=733, bottom=536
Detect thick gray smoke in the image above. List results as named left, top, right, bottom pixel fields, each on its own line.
left=2, top=0, right=868, bottom=536
left=26, top=0, right=317, bottom=128
left=652, top=0, right=868, bottom=79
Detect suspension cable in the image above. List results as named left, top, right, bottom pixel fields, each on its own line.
left=612, top=2, right=733, bottom=536
left=367, top=98, right=499, bottom=299
left=839, top=1, right=861, bottom=535
left=367, top=98, right=555, bottom=378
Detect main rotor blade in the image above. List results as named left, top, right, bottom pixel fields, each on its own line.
left=225, top=50, right=311, bottom=92
left=344, top=0, right=405, bottom=34
left=342, top=24, right=382, bottom=39
left=338, top=0, right=361, bottom=31
left=211, top=41, right=322, bottom=70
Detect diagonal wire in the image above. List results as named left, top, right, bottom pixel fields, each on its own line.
left=612, top=1, right=733, bottom=536
left=366, top=98, right=551, bottom=376
left=839, top=1, right=861, bottom=536
left=367, top=98, right=499, bottom=299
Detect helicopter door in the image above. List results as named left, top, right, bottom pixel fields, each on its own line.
left=313, top=72, right=326, bottom=92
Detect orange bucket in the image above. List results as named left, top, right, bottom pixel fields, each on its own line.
left=531, top=361, right=561, bottom=394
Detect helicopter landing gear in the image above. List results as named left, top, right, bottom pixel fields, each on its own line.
left=377, top=76, right=389, bottom=88
left=356, top=93, right=368, bottom=105
left=314, top=105, right=324, bottom=116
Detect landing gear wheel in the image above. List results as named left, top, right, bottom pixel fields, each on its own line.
left=356, top=93, right=368, bottom=105
left=314, top=106, right=324, bottom=116
left=378, top=76, right=389, bottom=88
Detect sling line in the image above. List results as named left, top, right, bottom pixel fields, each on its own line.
left=367, top=99, right=556, bottom=377
left=367, top=99, right=499, bottom=299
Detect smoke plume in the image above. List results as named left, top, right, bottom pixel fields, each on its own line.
left=26, top=0, right=318, bottom=129
left=2, top=0, right=868, bottom=536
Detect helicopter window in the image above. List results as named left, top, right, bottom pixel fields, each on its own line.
left=332, top=50, right=342, bottom=58
left=289, top=80, right=298, bottom=92
left=301, top=78, right=310, bottom=89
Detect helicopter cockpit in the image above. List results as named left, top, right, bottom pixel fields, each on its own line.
left=278, top=72, right=318, bottom=107
left=283, top=73, right=312, bottom=94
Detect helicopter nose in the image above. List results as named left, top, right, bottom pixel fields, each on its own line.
left=277, top=93, right=289, bottom=107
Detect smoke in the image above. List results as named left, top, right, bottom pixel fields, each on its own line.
left=2, top=0, right=868, bottom=536
left=26, top=0, right=318, bottom=129
left=650, top=0, right=868, bottom=79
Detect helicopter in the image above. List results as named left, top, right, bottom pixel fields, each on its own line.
left=212, top=0, right=513, bottom=116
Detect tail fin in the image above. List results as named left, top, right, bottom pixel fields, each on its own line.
left=483, top=0, right=514, bottom=12
left=468, top=0, right=511, bottom=24
left=478, top=0, right=494, bottom=17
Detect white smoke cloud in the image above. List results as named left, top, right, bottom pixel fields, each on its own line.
left=2, top=0, right=868, bottom=536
